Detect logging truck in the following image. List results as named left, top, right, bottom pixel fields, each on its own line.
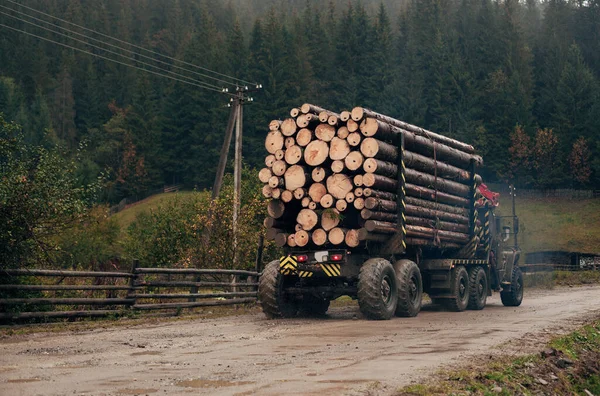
left=258, top=105, right=523, bottom=320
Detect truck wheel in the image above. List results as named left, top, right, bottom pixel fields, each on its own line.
left=444, top=266, right=469, bottom=312
left=394, top=260, right=422, bottom=317
left=467, top=266, right=488, bottom=310
left=501, top=267, right=524, bottom=307
left=258, top=260, right=298, bottom=318
left=299, top=295, right=330, bottom=317
left=358, top=258, right=398, bottom=320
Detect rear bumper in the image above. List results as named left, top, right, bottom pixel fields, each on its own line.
left=279, top=251, right=346, bottom=278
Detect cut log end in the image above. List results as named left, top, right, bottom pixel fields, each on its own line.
left=280, top=118, right=297, bottom=137
left=304, top=140, right=329, bottom=166
left=345, top=229, right=360, bottom=248
left=295, top=230, right=310, bottom=247
left=328, top=228, right=346, bottom=245
left=311, top=228, right=328, bottom=246
left=351, top=106, right=365, bottom=122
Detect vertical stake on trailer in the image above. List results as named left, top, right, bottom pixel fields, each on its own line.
left=396, top=134, right=407, bottom=254
left=468, top=160, right=478, bottom=258
left=233, top=91, right=243, bottom=266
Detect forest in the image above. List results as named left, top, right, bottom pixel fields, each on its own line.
left=0, top=0, right=599, bottom=205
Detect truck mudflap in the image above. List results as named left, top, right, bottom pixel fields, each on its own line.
left=279, top=254, right=343, bottom=277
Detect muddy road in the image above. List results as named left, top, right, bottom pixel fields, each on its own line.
left=1, top=285, right=600, bottom=396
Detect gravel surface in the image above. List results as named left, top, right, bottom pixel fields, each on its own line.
left=1, top=285, right=599, bottom=396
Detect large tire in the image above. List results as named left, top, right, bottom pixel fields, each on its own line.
left=358, top=258, right=398, bottom=320
left=299, top=295, right=330, bottom=317
left=258, top=260, right=298, bottom=318
left=467, top=266, right=488, bottom=310
left=394, top=260, right=423, bottom=317
left=443, top=266, right=469, bottom=312
left=501, top=267, right=524, bottom=307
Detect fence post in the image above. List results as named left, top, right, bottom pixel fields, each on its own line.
left=127, top=259, right=140, bottom=307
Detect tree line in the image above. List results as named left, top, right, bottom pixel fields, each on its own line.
left=0, top=0, right=599, bottom=204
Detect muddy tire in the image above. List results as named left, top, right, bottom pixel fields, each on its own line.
left=299, top=295, right=330, bottom=317
left=258, top=260, right=298, bottom=318
left=394, top=260, right=422, bottom=317
left=467, top=266, right=488, bottom=310
left=358, top=258, right=398, bottom=320
left=443, top=266, right=469, bottom=312
left=501, top=267, right=524, bottom=307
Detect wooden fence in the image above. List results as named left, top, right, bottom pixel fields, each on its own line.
left=0, top=262, right=260, bottom=321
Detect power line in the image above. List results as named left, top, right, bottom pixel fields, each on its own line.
left=0, top=4, right=240, bottom=90
left=0, top=22, right=235, bottom=96
left=0, top=10, right=227, bottom=92
left=5, top=0, right=257, bottom=87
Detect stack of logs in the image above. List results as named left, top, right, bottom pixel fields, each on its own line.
left=260, top=104, right=484, bottom=251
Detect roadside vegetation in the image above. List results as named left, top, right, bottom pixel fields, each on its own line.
left=398, top=319, right=600, bottom=396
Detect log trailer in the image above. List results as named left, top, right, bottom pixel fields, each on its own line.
left=258, top=105, right=523, bottom=320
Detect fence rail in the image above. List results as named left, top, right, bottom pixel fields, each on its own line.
left=1, top=261, right=261, bottom=321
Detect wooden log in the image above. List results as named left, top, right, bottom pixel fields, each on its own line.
left=328, top=115, right=339, bottom=126
left=304, top=140, right=329, bottom=166
left=308, top=201, right=317, bottom=210
left=362, top=188, right=396, bottom=201
left=363, top=158, right=397, bottom=179
left=405, top=168, right=470, bottom=197
left=345, top=229, right=361, bottom=247
left=284, top=145, right=303, bottom=165
left=405, top=237, right=462, bottom=249
left=301, top=197, right=311, bottom=208
left=290, top=108, right=300, bottom=118
left=406, top=204, right=469, bottom=224
left=266, top=227, right=282, bottom=240
left=311, top=167, right=330, bottom=183
left=281, top=190, right=293, bottom=203
left=296, top=113, right=320, bottom=128
left=287, top=233, right=297, bottom=247
left=353, top=174, right=363, bottom=187
left=265, top=131, right=284, bottom=154
left=365, top=197, right=397, bottom=212
left=363, top=173, right=397, bottom=191
left=404, top=150, right=475, bottom=183
left=331, top=160, right=345, bottom=173
left=347, top=119, right=359, bottom=132
left=284, top=165, right=308, bottom=191
left=315, top=123, right=336, bottom=142
left=312, top=228, right=328, bottom=246
left=345, top=191, right=355, bottom=203
left=335, top=199, right=347, bottom=212
left=360, top=137, right=397, bottom=161
left=328, top=227, right=347, bottom=245
left=295, top=230, right=310, bottom=247
left=275, top=149, right=285, bottom=160
left=361, top=209, right=397, bottom=222
left=295, top=223, right=303, bottom=232
left=354, top=187, right=364, bottom=197
left=319, top=111, right=331, bottom=123
left=296, top=209, right=318, bottom=231
left=337, top=126, right=350, bottom=139
left=308, top=183, right=327, bottom=203
left=352, top=108, right=476, bottom=154
left=405, top=196, right=469, bottom=216
left=340, top=110, right=351, bottom=122
left=329, top=137, right=350, bottom=160
left=275, top=233, right=289, bottom=247
left=284, top=136, right=296, bottom=148
left=271, top=188, right=281, bottom=199
left=357, top=228, right=390, bottom=242
left=264, top=217, right=287, bottom=229
left=347, top=132, right=362, bottom=147
left=364, top=220, right=397, bottom=234
left=326, top=174, right=353, bottom=199
left=268, top=175, right=284, bottom=188
left=321, top=209, right=341, bottom=231
left=269, top=120, right=282, bottom=131
left=301, top=103, right=327, bottom=115
left=259, top=168, right=272, bottom=183
left=405, top=216, right=470, bottom=234
left=272, top=160, right=287, bottom=176
left=262, top=185, right=273, bottom=198
left=405, top=183, right=470, bottom=207
left=320, top=193, right=334, bottom=208
left=265, top=154, right=276, bottom=167
left=296, top=128, right=313, bottom=147
left=267, top=201, right=285, bottom=218
left=293, top=188, right=307, bottom=200
left=344, top=151, right=364, bottom=171
left=353, top=197, right=365, bottom=210
left=281, top=118, right=298, bottom=137
left=406, top=225, right=469, bottom=243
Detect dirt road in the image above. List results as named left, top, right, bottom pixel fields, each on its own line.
left=1, top=285, right=599, bottom=396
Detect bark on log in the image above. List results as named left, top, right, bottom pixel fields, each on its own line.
left=363, top=158, right=397, bottom=178
left=296, top=209, right=319, bottom=231
left=284, top=165, right=308, bottom=191
left=320, top=193, right=334, bottom=208
left=304, top=140, right=329, bottom=166
left=284, top=145, right=303, bottom=165
left=321, top=209, right=341, bottom=231
left=281, top=190, right=293, bottom=203
left=360, top=138, right=398, bottom=162
left=280, top=118, right=297, bottom=137
left=345, top=229, right=361, bottom=247
left=259, top=168, right=272, bottom=183
left=315, top=123, right=336, bottom=142
left=405, top=196, right=469, bottom=216
left=308, top=183, right=327, bottom=203
left=287, top=233, right=297, bottom=247
left=363, top=173, right=398, bottom=191
left=331, top=160, right=345, bottom=173
left=296, top=113, right=320, bottom=128
left=405, top=204, right=469, bottom=224
left=275, top=149, right=285, bottom=160
left=406, top=225, right=469, bottom=243
left=326, top=174, right=353, bottom=199
left=365, top=197, right=397, bottom=212
left=340, top=110, right=351, bottom=122
left=405, top=237, right=461, bottom=249
left=312, top=228, right=328, bottom=246
left=330, top=137, right=351, bottom=160
left=301, top=103, right=327, bottom=115
left=347, top=119, right=359, bottom=132
left=269, top=120, right=282, bottom=131
left=357, top=228, right=390, bottom=242
left=405, top=216, right=470, bottom=234
left=405, top=168, right=470, bottom=197
left=328, top=227, right=347, bottom=245
left=284, top=136, right=295, bottom=148
left=347, top=132, right=362, bottom=147
left=275, top=233, right=289, bottom=247
left=353, top=174, right=364, bottom=187
left=262, top=185, right=273, bottom=198
left=362, top=188, right=396, bottom=201
left=404, top=150, right=476, bottom=184
left=265, top=131, right=284, bottom=154
left=360, top=209, right=397, bottom=222
left=293, top=188, right=307, bottom=200
left=271, top=188, right=281, bottom=199
left=296, top=128, right=313, bottom=147
left=353, top=197, right=365, bottom=210
left=335, top=199, right=347, bottom=212
left=290, top=108, right=300, bottom=118
left=311, top=167, right=330, bottom=183
left=266, top=227, right=282, bottom=240
left=337, top=126, right=350, bottom=139
left=352, top=108, right=475, bottom=154
left=364, top=220, right=397, bottom=234
left=345, top=151, right=364, bottom=171
left=265, top=154, right=276, bottom=167
left=272, top=160, right=287, bottom=176
left=268, top=175, right=284, bottom=188
left=295, top=230, right=310, bottom=247
left=264, top=217, right=287, bottom=229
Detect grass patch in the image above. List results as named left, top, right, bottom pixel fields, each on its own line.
left=524, top=270, right=600, bottom=289
left=397, top=320, right=600, bottom=396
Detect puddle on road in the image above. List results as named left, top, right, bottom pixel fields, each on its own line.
left=6, top=378, right=42, bottom=383
left=116, top=388, right=158, bottom=395
left=177, top=379, right=254, bottom=388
